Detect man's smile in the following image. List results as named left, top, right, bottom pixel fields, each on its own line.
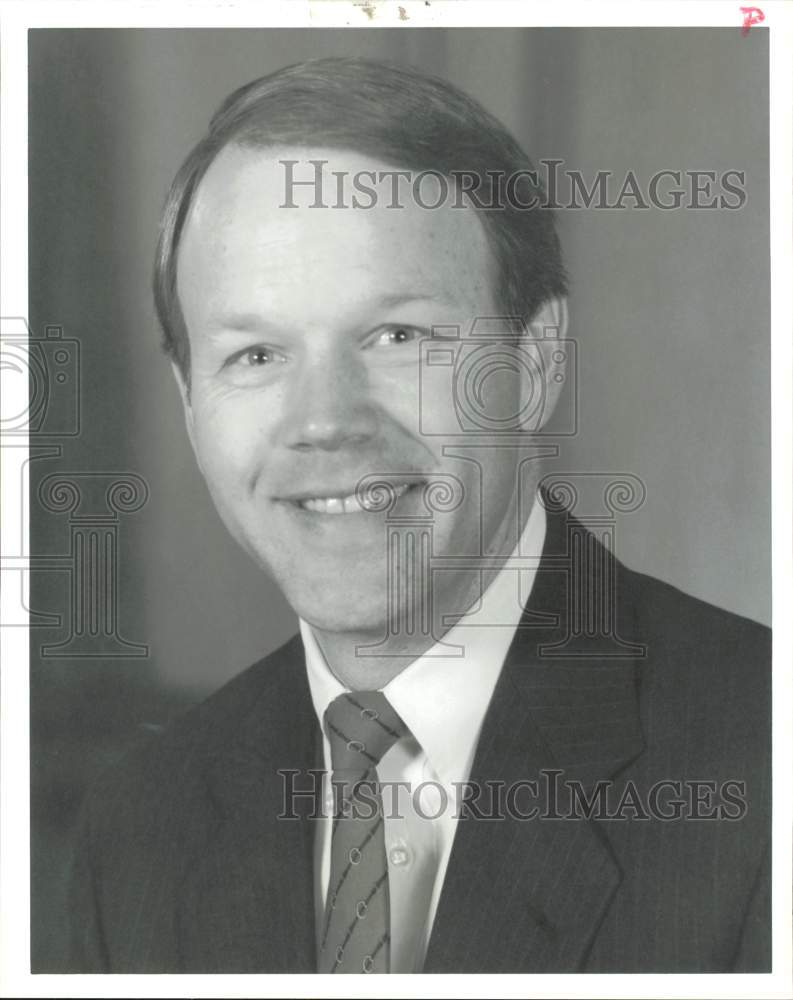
left=275, top=479, right=425, bottom=516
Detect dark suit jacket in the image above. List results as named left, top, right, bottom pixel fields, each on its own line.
left=67, top=508, right=771, bottom=973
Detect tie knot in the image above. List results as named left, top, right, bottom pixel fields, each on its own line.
left=323, top=691, right=407, bottom=773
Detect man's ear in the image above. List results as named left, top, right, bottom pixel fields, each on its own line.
left=170, top=361, right=201, bottom=471
left=523, top=296, right=570, bottom=432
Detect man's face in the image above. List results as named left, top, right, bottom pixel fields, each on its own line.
left=176, top=145, right=552, bottom=635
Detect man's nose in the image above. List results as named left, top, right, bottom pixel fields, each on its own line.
left=277, top=350, right=380, bottom=452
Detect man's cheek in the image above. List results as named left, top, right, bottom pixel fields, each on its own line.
left=192, top=419, right=258, bottom=497
left=194, top=395, right=263, bottom=455
left=374, top=372, right=423, bottom=434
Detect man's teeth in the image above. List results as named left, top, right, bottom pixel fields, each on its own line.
left=299, top=483, right=412, bottom=514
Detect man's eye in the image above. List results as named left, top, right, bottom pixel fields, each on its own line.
left=373, top=326, right=424, bottom=346
left=244, top=348, right=271, bottom=365
left=234, top=347, right=283, bottom=367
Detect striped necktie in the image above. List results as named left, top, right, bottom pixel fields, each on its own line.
left=318, top=691, right=407, bottom=974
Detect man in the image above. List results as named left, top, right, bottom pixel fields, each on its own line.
left=67, top=57, right=770, bottom=974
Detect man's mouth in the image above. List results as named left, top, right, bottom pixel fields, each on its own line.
left=286, top=481, right=419, bottom=515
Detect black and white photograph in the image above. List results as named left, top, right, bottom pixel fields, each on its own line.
left=1, top=1, right=791, bottom=996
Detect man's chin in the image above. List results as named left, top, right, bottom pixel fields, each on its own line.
left=243, top=531, right=440, bottom=635
left=292, top=600, right=390, bottom=638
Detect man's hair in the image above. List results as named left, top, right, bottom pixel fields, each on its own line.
left=153, top=56, right=567, bottom=383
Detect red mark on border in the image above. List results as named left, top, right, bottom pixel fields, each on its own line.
left=740, top=7, right=765, bottom=35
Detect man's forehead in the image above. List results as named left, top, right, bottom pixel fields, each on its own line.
left=181, top=143, right=492, bottom=261
left=176, top=142, right=497, bottom=327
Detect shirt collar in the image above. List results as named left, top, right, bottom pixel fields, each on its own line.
left=301, top=495, right=546, bottom=788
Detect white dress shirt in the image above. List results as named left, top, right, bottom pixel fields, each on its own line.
left=301, top=496, right=547, bottom=972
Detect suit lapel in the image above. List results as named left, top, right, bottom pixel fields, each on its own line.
left=176, top=636, right=320, bottom=972
left=424, top=509, right=646, bottom=973
left=175, top=509, right=645, bottom=973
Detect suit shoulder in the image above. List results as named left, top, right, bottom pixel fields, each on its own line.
left=617, top=561, right=770, bottom=738
left=83, top=633, right=303, bottom=815
left=618, top=560, right=770, bottom=652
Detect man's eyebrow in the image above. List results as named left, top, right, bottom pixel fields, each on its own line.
left=375, top=292, right=446, bottom=308
left=206, top=294, right=451, bottom=335
left=206, top=313, right=282, bottom=336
